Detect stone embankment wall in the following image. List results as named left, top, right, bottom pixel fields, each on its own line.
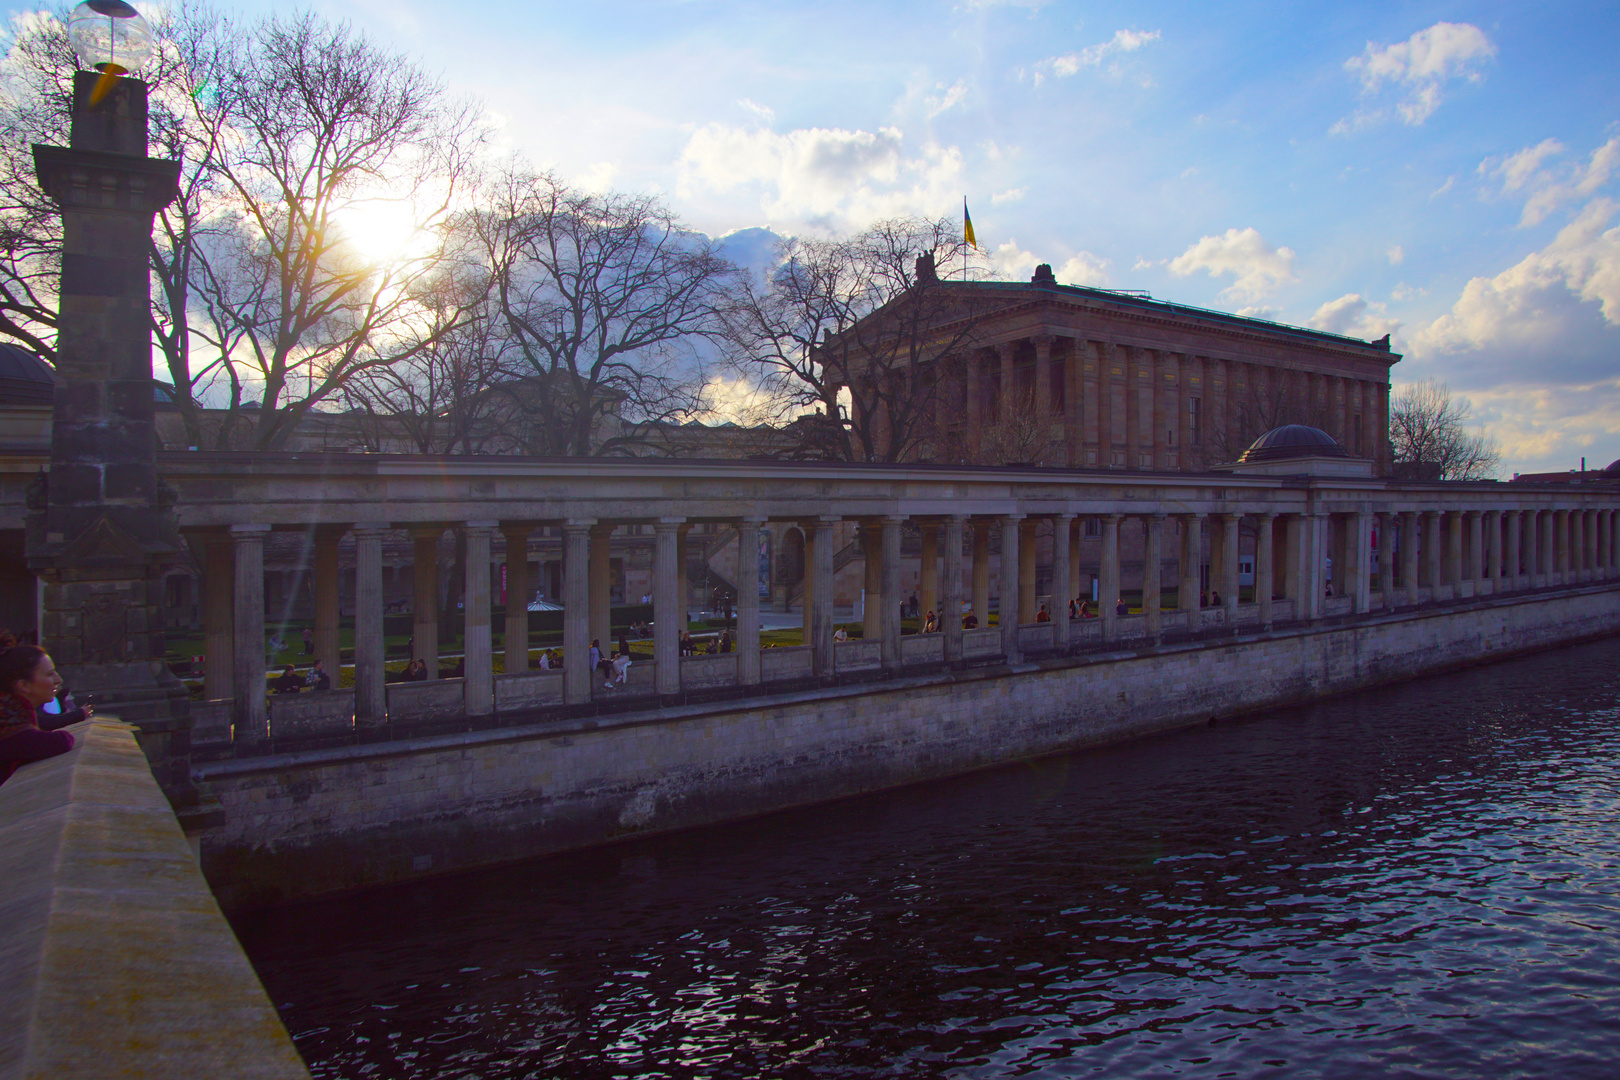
left=0, top=717, right=309, bottom=1079
left=197, top=585, right=1620, bottom=910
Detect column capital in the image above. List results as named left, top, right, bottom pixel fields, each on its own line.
left=228, top=522, right=270, bottom=536
left=1100, top=513, right=1123, bottom=524
left=462, top=519, right=498, bottom=529
left=880, top=514, right=906, bottom=527
left=654, top=518, right=684, bottom=533
left=740, top=515, right=767, bottom=527
left=563, top=517, right=596, bottom=531
left=1145, top=511, right=1167, bottom=523
left=1220, top=511, right=1243, bottom=523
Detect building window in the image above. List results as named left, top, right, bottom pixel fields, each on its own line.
left=1353, top=413, right=1362, bottom=454
left=1190, top=397, right=1202, bottom=445
left=1085, top=518, right=1101, bottom=538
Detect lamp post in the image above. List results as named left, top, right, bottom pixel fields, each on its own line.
left=28, top=1, right=192, bottom=800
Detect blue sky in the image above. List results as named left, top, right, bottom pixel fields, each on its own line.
left=13, top=0, right=1620, bottom=473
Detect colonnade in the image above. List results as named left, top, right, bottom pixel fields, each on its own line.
left=200, top=503, right=1620, bottom=743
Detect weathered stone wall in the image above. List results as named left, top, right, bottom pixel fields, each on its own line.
left=197, top=585, right=1620, bottom=910
left=0, top=717, right=308, bottom=1079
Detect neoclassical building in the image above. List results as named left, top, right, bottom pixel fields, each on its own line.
left=831, top=262, right=1399, bottom=473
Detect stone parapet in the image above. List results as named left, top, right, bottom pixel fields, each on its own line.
left=0, top=717, right=308, bottom=1079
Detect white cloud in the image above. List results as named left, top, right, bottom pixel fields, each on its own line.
left=737, top=98, right=776, bottom=124
left=677, top=122, right=966, bottom=232
left=925, top=80, right=970, bottom=119
left=989, top=240, right=1041, bottom=280
left=1308, top=293, right=1400, bottom=340
left=1342, top=22, right=1495, bottom=127
left=1431, top=176, right=1456, bottom=198
left=1387, top=245, right=1405, bottom=265
left=1467, top=379, right=1620, bottom=475
left=1481, top=137, right=1620, bottom=227
left=986, top=242, right=1112, bottom=286
left=990, top=186, right=1027, bottom=205
left=1235, top=305, right=1280, bottom=319
left=1057, top=252, right=1112, bottom=287
left=1167, top=227, right=1298, bottom=301
left=1414, top=197, right=1620, bottom=387
left=1040, top=29, right=1161, bottom=80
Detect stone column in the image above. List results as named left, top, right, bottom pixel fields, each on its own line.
left=919, top=524, right=939, bottom=623
left=203, top=533, right=234, bottom=702
left=1556, top=510, right=1571, bottom=585
left=1376, top=513, right=1396, bottom=609
left=350, top=524, right=389, bottom=727
left=1461, top=510, right=1480, bottom=596
left=1068, top=517, right=1082, bottom=604
left=1100, top=514, right=1121, bottom=642
left=997, top=342, right=1014, bottom=426
left=1542, top=509, right=1557, bottom=586
left=589, top=524, right=613, bottom=651
left=810, top=517, right=837, bottom=678
left=1346, top=511, right=1371, bottom=614
left=971, top=521, right=991, bottom=625
left=880, top=516, right=904, bottom=671
left=502, top=524, right=532, bottom=674
left=1220, top=513, right=1241, bottom=620
left=230, top=525, right=269, bottom=741
left=1506, top=510, right=1523, bottom=591
left=1599, top=509, right=1612, bottom=581
left=862, top=522, right=881, bottom=640
left=1482, top=511, right=1500, bottom=595
left=1000, top=515, right=1022, bottom=661
left=1256, top=514, right=1276, bottom=629
left=461, top=523, right=495, bottom=717
left=409, top=527, right=439, bottom=680
left=1524, top=510, right=1541, bottom=588
left=738, top=516, right=763, bottom=686
left=1143, top=514, right=1164, bottom=644
left=943, top=516, right=966, bottom=664
left=1208, top=515, right=1225, bottom=607
left=1179, top=514, right=1202, bottom=634
left=1064, top=340, right=1085, bottom=466
left=1051, top=514, right=1073, bottom=649
left=1283, top=514, right=1303, bottom=612
left=1584, top=510, right=1598, bottom=581
left=1097, top=343, right=1116, bottom=467
left=799, top=522, right=815, bottom=623
left=1399, top=512, right=1419, bottom=605
left=1440, top=512, right=1461, bottom=600
left=1033, top=334, right=1053, bottom=434
left=562, top=520, right=592, bottom=706
left=1174, top=354, right=1192, bottom=468
left=1018, top=519, right=1038, bottom=622
left=1423, top=511, right=1443, bottom=599
left=1304, top=513, right=1328, bottom=622
left=653, top=519, right=683, bottom=695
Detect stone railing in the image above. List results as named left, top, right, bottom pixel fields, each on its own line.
left=0, top=717, right=310, bottom=1078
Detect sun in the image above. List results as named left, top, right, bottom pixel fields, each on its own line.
left=332, top=197, right=436, bottom=265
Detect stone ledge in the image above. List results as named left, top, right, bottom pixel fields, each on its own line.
left=0, top=717, right=309, bottom=1080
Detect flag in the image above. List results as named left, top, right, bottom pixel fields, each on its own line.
left=963, top=198, right=978, bottom=250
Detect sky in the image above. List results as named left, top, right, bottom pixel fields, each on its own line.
left=12, top=0, right=1620, bottom=475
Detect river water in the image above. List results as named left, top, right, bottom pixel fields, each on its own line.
left=236, top=636, right=1620, bottom=1079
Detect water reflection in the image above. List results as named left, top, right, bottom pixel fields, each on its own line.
left=237, top=637, right=1620, bottom=1078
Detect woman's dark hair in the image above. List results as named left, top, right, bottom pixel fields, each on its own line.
left=0, top=631, right=47, bottom=691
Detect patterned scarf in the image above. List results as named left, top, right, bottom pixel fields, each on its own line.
left=0, top=691, right=37, bottom=741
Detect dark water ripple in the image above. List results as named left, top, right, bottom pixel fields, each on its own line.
left=236, top=636, right=1620, bottom=1079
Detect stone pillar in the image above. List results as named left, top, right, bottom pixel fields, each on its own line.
left=1556, top=510, right=1571, bottom=585
left=1097, top=343, right=1116, bottom=466
left=1208, top=516, right=1225, bottom=607
left=1524, top=510, right=1541, bottom=588
left=589, top=524, right=613, bottom=651
left=1543, top=509, right=1557, bottom=586
left=1506, top=510, right=1523, bottom=591
left=880, top=516, right=903, bottom=671
left=1019, top=518, right=1038, bottom=622
left=1000, top=515, right=1022, bottom=661
left=1599, top=509, right=1612, bottom=581
left=997, top=342, right=1014, bottom=425
left=738, top=516, right=763, bottom=686
left=943, top=516, right=966, bottom=664
left=862, top=522, right=881, bottom=640
left=229, top=525, right=268, bottom=741
left=562, top=521, right=592, bottom=706
left=1347, top=511, right=1371, bottom=614
left=1399, top=512, right=1419, bottom=605
left=799, top=522, right=815, bottom=622
left=919, top=524, right=938, bottom=624
left=461, top=523, right=495, bottom=717
left=350, top=525, right=388, bottom=726
left=1303, top=514, right=1328, bottom=622
left=1179, top=514, right=1202, bottom=634
left=1033, top=334, right=1053, bottom=435
left=502, top=524, right=531, bottom=674
left=1064, top=340, right=1085, bottom=466
left=1376, top=513, right=1396, bottom=609
left=1441, top=512, right=1461, bottom=600
left=1423, top=511, right=1443, bottom=599
left=1283, top=514, right=1303, bottom=610
left=810, top=517, right=837, bottom=678
left=1100, top=514, right=1121, bottom=642
left=1482, top=511, right=1500, bottom=595
left=409, top=528, right=439, bottom=679
left=203, top=533, right=234, bottom=702
left=971, top=521, right=991, bottom=625
left=1051, top=514, right=1073, bottom=649
left=1584, top=509, right=1598, bottom=581
left=1220, top=513, right=1241, bottom=620
left=1068, top=518, right=1082, bottom=604
left=1256, top=514, right=1276, bottom=629
left=653, top=519, right=683, bottom=695
left=1143, top=514, right=1163, bottom=643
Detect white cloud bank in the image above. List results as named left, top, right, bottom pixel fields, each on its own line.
left=678, top=122, right=965, bottom=233
left=1337, top=22, right=1494, bottom=129
left=1480, top=137, right=1620, bottom=226
left=1167, top=227, right=1298, bottom=301
left=1309, top=293, right=1400, bottom=341
left=988, top=242, right=1111, bottom=286
left=1034, top=29, right=1160, bottom=85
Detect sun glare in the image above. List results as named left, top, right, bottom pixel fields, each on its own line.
left=333, top=198, right=435, bottom=264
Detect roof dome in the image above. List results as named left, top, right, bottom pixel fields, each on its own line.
left=1605, top=457, right=1620, bottom=475
left=0, top=342, right=54, bottom=405
left=1239, top=424, right=1349, bottom=463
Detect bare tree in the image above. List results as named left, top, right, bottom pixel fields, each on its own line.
left=471, top=167, right=736, bottom=457
left=1211, top=366, right=1334, bottom=464
left=1389, top=378, right=1500, bottom=480
left=727, top=216, right=991, bottom=462
left=186, top=13, right=483, bottom=450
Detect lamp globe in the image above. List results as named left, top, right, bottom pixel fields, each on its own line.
left=66, top=0, right=155, bottom=75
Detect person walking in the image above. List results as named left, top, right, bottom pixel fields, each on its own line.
left=301, top=627, right=314, bottom=655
